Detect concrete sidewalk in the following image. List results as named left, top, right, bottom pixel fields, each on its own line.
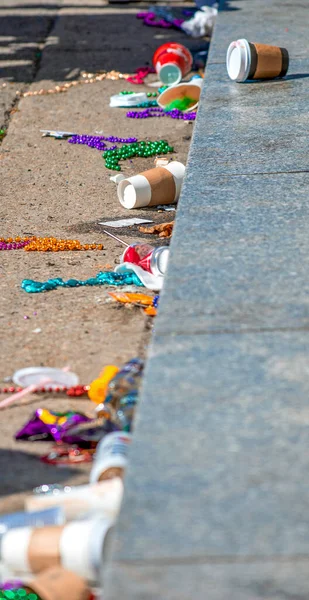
left=0, top=0, right=199, bottom=511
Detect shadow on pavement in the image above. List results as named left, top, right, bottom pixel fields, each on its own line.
left=0, top=448, right=78, bottom=496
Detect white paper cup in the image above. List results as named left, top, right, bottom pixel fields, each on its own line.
left=117, top=161, right=185, bottom=209
left=157, top=79, right=202, bottom=112
left=226, top=38, right=289, bottom=82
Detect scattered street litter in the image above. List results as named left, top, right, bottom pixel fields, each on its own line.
left=115, top=262, right=164, bottom=290
left=16, top=68, right=132, bottom=98
left=88, top=365, right=120, bottom=405
left=226, top=39, right=289, bottom=82
left=153, top=42, right=193, bottom=85
left=103, top=230, right=169, bottom=277
left=24, top=237, right=104, bottom=252
left=154, top=156, right=170, bottom=167
left=157, top=78, right=202, bottom=112
left=68, top=133, right=137, bottom=151
left=99, top=218, right=153, bottom=227
left=0, top=367, right=75, bottom=410
left=0, top=237, right=32, bottom=250
left=117, top=161, right=185, bottom=209
left=109, top=173, right=125, bottom=183
left=126, top=66, right=155, bottom=85
left=108, top=291, right=159, bottom=315
left=103, top=139, right=174, bottom=171
left=0, top=567, right=93, bottom=600
left=15, top=409, right=91, bottom=443
left=139, top=221, right=174, bottom=238
left=181, top=6, right=217, bottom=38
left=40, top=130, right=76, bottom=139
left=137, top=9, right=184, bottom=31
left=1, top=236, right=103, bottom=252
left=90, top=432, right=131, bottom=483
left=0, top=518, right=112, bottom=582
left=21, top=271, right=144, bottom=293
left=126, top=106, right=196, bottom=120
left=26, top=478, right=123, bottom=521
left=13, top=367, right=79, bottom=390
left=110, top=92, right=157, bottom=108
left=156, top=205, right=176, bottom=211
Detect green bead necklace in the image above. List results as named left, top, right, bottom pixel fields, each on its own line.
left=0, top=590, right=39, bottom=600
left=102, top=140, right=174, bottom=171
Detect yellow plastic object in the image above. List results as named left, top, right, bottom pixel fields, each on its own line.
left=108, top=291, right=154, bottom=306
left=88, top=365, right=119, bottom=404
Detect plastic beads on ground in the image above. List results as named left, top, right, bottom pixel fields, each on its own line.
left=21, top=271, right=144, bottom=293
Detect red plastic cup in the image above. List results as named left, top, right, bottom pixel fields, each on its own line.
left=153, top=42, right=193, bottom=86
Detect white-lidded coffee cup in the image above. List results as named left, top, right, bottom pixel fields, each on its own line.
left=226, top=38, right=289, bottom=82
left=1, top=518, right=112, bottom=583
left=117, top=161, right=185, bottom=209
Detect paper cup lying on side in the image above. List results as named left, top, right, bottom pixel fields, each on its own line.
left=157, top=78, right=203, bottom=112
left=117, top=161, right=185, bottom=209
left=226, top=38, right=289, bottom=82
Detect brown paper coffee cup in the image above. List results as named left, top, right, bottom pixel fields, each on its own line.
left=226, top=38, right=289, bottom=82
left=28, top=567, right=91, bottom=600
left=117, top=162, right=185, bottom=209
left=28, top=526, right=63, bottom=573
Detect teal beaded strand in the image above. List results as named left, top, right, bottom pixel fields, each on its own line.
left=21, top=271, right=144, bottom=293
left=103, top=139, right=174, bottom=171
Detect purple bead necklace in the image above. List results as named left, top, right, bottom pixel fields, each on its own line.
left=0, top=240, right=31, bottom=251
left=68, top=134, right=138, bottom=152
left=126, top=107, right=196, bottom=121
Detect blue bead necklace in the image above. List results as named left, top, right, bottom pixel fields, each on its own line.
left=22, top=271, right=144, bottom=293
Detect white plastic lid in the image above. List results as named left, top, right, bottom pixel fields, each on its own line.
left=159, top=63, right=182, bottom=85
left=59, top=519, right=111, bottom=583
left=118, top=175, right=152, bottom=209
left=13, top=367, right=79, bottom=390
left=226, top=39, right=251, bottom=82
left=110, top=92, right=148, bottom=107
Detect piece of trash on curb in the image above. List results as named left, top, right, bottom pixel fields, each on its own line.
left=117, top=162, right=185, bottom=209
left=32, top=328, right=42, bottom=333
left=156, top=205, right=176, bottom=211
left=158, top=78, right=202, bottom=112
left=110, top=92, right=149, bottom=107
left=40, top=130, right=76, bottom=138
left=110, top=173, right=125, bottom=183
left=181, top=6, right=217, bottom=38
left=108, top=291, right=158, bottom=316
left=103, top=229, right=169, bottom=278
left=153, top=42, right=193, bottom=85
left=139, top=221, right=174, bottom=238
left=226, top=38, right=289, bottom=82
left=99, top=218, right=153, bottom=228
left=26, top=478, right=124, bottom=521
left=154, top=157, right=170, bottom=167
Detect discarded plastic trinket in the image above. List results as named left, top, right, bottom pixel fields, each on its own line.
left=108, top=291, right=158, bottom=316
left=117, top=162, right=185, bottom=209
left=61, top=417, right=118, bottom=444
left=40, top=445, right=95, bottom=464
left=40, top=130, right=77, bottom=139
left=110, top=92, right=149, bottom=107
left=103, top=230, right=170, bottom=277
left=103, top=139, right=173, bottom=171
left=88, top=365, right=120, bottom=405
left=21, top=270, right=144, bottom=293
left=139, top=221, right=174, bottom=238
left=226, top=39, right=289, bottom=82
left=15, top=409, right=91, bottom=442
left=13, top=366, right=79, bottom=390
left=126, top=107, right=196, bottom=121
left=153, top=42, right=193, bottom=85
